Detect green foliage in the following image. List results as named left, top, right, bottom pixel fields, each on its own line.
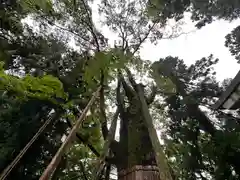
left=146, top=0, right=164, bottom=19
left=151, top=63, right=176, bottom=94
left=0, top=65, right=68, bottom=105
left=83, top=50, right=128, bottom=90
left=0, top=62, right=69, bottom=178
left=19, top=0, right=53, bottom=13
left=225, top=25, right=240, bottom=63
left=146, top=0, right=240, bottom=28
left=1, top=0, right=240, bottom=179
left=99, top=0, right=164, bottom=53
left=152, top=56, right=240, bottom=179
left=83, top=52, right=111, bottom=89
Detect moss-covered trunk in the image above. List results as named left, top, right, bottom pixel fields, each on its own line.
left=113, top=74, right=163, bottom=179
left=116, top=96, right=156, bottom=173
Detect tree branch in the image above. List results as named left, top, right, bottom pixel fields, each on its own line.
left=119, top=24, right=128, bottom=51
left=100, top=73, right=108, bottom=140
left=146, top=85, right=157, bottom=105
left=169, top=74, right=217, bottom=136
left=105, top=164, right=111, bottom=180
left=92, top=108, right=119, bottom=180
left=132, top=23, right=156, bottom=55
left=81, top=0, right=107, bottom=140
left=160, top=29, right=197, bottom=40
left=116, top=77, right=126, bottom=116
left=66, top=118, right=100, bottom=157
left=124, top=66, right=137, bottom=90
left=118, top=71, right=135, bottom=99
left=39, top=15, right=91, bottom=44
left=79, top=160, right=89, bottom=180
left=80, top=0, right=100, bottom=51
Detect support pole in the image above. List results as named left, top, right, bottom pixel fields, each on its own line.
left=136, top=84, right=173, bottom=180
left=0, top=110, right=57, bottom=180
left=40, top=86, right=101, bottom=180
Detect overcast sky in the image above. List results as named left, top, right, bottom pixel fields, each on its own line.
left=140, top=19, right=240, bottom=81
left=91, top=2, right=240, bottom=82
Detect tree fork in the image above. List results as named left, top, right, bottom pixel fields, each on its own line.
left=39, top=86, right=101, bottom=180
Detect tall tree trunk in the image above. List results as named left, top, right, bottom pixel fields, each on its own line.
left=114, top=72, right=173, bottom=179
left=137, top=84, right=173, bottom=180
left=115, top=82, right=159, bottom=179
left=117, top=108, right=159, bottom=180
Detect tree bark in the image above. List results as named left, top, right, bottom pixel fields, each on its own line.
left=115, top=77, right=162, bottom=179
left=137, top=84, right=173, bottom=180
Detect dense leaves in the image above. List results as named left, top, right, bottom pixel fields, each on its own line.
left=147, top=0, right=240, bottom=28
left=225, top=25, right=240, bottom=63
left=152, top=56, right=240, bottom=179
left=1, top=0, right=240, bottom=180
left=0, top=63, right=67, bottom=103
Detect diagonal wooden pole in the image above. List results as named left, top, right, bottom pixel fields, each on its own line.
left=0, top=110, right=58, bottom=180
left=136, top=84, right=173, bottom=180
left=40, top=86, right=101, bottom=180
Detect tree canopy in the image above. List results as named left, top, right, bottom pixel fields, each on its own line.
left=1, top=0, right=240, bottom=180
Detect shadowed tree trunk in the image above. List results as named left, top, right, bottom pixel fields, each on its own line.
left=113, top=75, right=160, bottom=180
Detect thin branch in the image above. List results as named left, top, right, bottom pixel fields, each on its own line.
left=124, top=66, right=137, bottom=90
left=105, top=164, right=111, bottom=180
left=80, top=0, right=100, bottom=51
left=39, top=15, right=90, bottom=43
left=146, top=85, right=157, bottom=104
left=38, top=15, right=97, bottom=52
left=118, top=71, right=135, bottom=98
left=119, top=25, right=128, bottom=51
left=100, top=72, right=109, bottom=140
left=157, top=29, right=197, bottom=40
left=132, top=23, right=156, bottom=55
left=157, top=90, right=176, bottom=96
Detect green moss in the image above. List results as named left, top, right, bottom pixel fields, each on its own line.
left=126, top=98, right=156, bottom=167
